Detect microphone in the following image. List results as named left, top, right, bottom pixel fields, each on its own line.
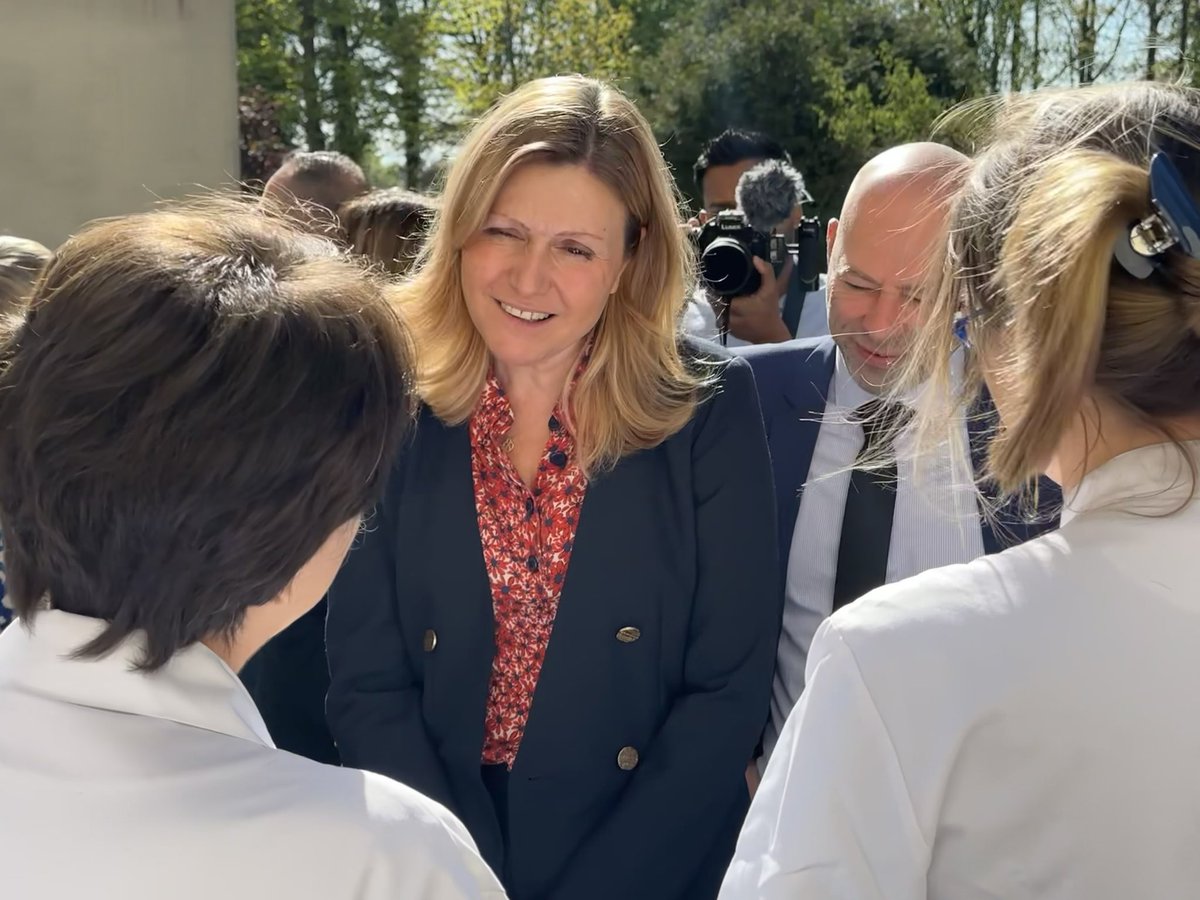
left=736, top=159, right=807, bottom=233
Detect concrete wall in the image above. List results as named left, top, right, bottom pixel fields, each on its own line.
left=0, top=0, right=239, bottom=249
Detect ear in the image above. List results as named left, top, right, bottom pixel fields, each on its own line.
left=826, top=218, right=839, bottom=265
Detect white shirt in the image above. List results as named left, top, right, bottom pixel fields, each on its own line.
left=0, top=610, right=507, bottom=900
left=764, top=350, right=984, bottom=761
left=722, top=441, right=1200, bottom=900
left=682, top=275, right=830, bottom=347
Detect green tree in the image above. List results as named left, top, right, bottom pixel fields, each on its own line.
left=239, top=86, right=293, bottom=186
left=620, top=0, right=691, bottom=59
left=640, top=0, right=975, bottom=214
left=436, top=0, right=635, bottom=119
left=326, top=0, right=371, bottom=158
left=237, top=0, right=386, bottom=160
left=371, top=0, right=438, bottom=187
left=1182, top=0, right=1196, bottom=76
left=237, top=0, right=303, bottom=149
left=817, top=46, right=946, bottom=164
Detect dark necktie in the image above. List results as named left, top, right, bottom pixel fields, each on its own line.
left=831, top=400, right=912, bottom=612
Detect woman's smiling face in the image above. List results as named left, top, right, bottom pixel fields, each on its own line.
left=460, top=161, right=631, bottom=374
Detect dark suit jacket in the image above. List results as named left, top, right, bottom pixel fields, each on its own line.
left=737, top=336, right=1060, bottom=583
left=325, top=347, right=780, bottom=900
left=239, top=599, right=338, bottom=766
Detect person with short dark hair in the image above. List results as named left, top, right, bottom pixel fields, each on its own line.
left=685, top=129, right=827, bottom=345
left=693, top=129, right=792, bottom=210
left=262, top=149, right=368, bottom=237
left=0, top=201, right=505, bottom=900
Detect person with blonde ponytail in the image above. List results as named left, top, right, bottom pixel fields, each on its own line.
left=326, top=75, right=779, bottom=900
left=722, top=82, right=1200, bottom=900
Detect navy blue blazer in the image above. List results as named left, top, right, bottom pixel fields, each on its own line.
left=737, top=336, right=1060, bottom=581
left=325, top=347, right=780, bottom=900
left=239, top=599, right=338, bottom=766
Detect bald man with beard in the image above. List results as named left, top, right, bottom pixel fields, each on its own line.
left=735, top=143, right=1059, bottom=770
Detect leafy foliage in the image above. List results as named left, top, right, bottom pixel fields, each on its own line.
left=236, top=0, right=1200, bottom=206
left=239, top=87, right=292, bottom=187
left=436, top=0, right=634, bottom=119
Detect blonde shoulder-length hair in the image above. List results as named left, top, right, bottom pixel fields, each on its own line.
left=400, top=74, right=708, bottom=475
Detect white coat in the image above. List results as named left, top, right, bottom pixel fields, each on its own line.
left=0, top=609, right=507, bottom=900
left=722, top=442, right=1200, bottom=900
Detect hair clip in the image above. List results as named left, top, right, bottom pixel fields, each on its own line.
left=1114, top=152, right=1200, bottom=279
left=952, top=311, right=971, bottom=348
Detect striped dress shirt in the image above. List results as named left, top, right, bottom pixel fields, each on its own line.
left=763, top=350, right=984, bottom=763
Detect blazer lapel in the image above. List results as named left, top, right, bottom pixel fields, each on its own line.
left=768, top=415, right=818, bottom=579
left=409, top=416, right=498, bottom=747
left=770, top=342, right=837, bottom=579
left=511, top=451, right=657, bottom=775
left=966, top=392, right=1061, bottom=553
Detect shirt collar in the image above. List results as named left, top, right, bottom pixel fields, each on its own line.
left=1061, top=440, right=1200, bottom=526
left=829, top=348, right=878, bottom=412
left=475, top=374, right=515, bottom=442
left=0, top=609, right=273, bottom=747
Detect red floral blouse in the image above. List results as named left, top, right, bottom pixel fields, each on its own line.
left=470, top=376, right=588, bottom=768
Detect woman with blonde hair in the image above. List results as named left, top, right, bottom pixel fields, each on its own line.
left=327, top=75, right=779, bottom=899
left=722, top=82, right=1200, bottom=899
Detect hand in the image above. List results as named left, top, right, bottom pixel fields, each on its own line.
left=727, top=255, right=794, bottom=344
left=681, top=208, right=710, bottom=232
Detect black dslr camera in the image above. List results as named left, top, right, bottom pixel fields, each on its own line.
left=692, top=211, right=823, bottom=298
left=691, top=210, right=788, bottom=298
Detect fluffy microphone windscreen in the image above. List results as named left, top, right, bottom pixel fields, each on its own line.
left=736, top=158, right=805, bottom=232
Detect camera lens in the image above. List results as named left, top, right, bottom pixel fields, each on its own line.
left=700, top=238, right=759, bottom=297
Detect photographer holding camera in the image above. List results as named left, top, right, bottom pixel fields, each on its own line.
left=685, top=130, right=827, bottom=345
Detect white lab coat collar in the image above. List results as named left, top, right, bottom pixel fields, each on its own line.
left=0, top=609, right=273, bottom=747
left=1062, top=440, right=1200, bottom=526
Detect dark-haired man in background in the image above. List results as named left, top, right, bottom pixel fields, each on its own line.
left=684, top=129, right=828, bottom=345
